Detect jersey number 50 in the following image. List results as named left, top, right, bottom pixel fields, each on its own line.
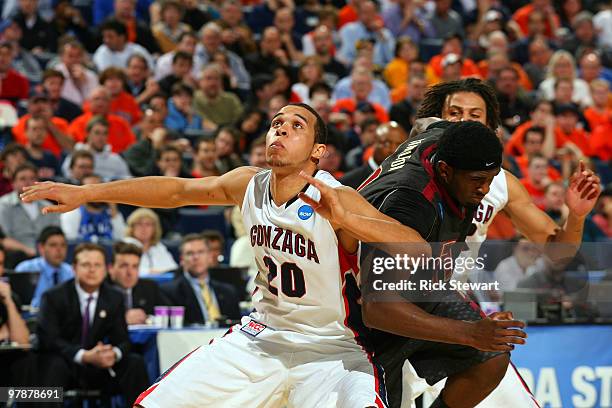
left=263, top=256, right=306, bottom=298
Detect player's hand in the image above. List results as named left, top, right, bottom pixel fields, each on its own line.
left=20, top=181, right=87, bottom=214
left=467, top=317, right=526, bottom=352
left=566, top=161, right=601, bottom=218
left=298, top=171, right=347, bottom=225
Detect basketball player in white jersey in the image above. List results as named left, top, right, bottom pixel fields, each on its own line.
left=394, top=78, right=601, bottom=407
left=20, top=103, right=438, bottom=408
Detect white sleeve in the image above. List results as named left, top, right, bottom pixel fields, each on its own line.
left=61, top=209, right=82, bottom=240
left=111, top=212, right=127, bottom=241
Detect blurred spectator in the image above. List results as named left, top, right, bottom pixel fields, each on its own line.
left=103, top=0, right=160, bottom=53
left=0, top=143, right=27, bottom=197
left=245, top=73, right=276, bottom=112
left=389, top=75, right=426, bottom=133
left=592, top=184, right=612, bottom=238
left=158, top=50, right=194, bottom=96
left=36, top=242, right=149, bottom=405
left=426, top=0, right=463, bottom=38
left=495, top=67, right=533, bottom=133
left=217, top=0, right=256, bottom=58
left=97, top=67, right=142, bottom=125
left=201, top=230, right=224, bottom=267
left=124, top=208, right=178, bottom=275
left=511, top=10, right=554, bottom=65
left=52, top=2, right=96, bottom=52
left=341, top=121, right=407, bottom=189
left=291, top=57, right=324, bottom=104
left=514, top=126, right=562, bottom=181
left=306, top=25, right=347, bottom=86
left=337, top=0, right=361, bottom=28
left=62, top=116, right=132, bottom=181
left=12, top=92, right=74, bottom=158
left=426, top=33, right=480, bottom=84
left=68, top=87, right=136, bottom=153
left=382, top=0, right=432, bottom=42
left=0, top=163, right=60, bottom=252
left=154, top=31, right=197, bottom=80
left=584, top=79, right=612, bottom=133
left=523, top=38, right=553, bottom=89
left=93, top=19, right=154, bottom=72
left=338, top=0, right=395, bottom=67
left=594, top=1, right=612, bottom=49
left=538, top=50, right=593, bottom=108
left=0, top=271, right=29, bottom=343
left=494, top=239, right=547, bottom=292
left=560, top=11, right=597, bottom=59
left=210, top=50, right=241, bottom=95
left=506, top=99, right=557, bottom=158
left=179, top=0, right=213, bottom=32
left=109, top=242, right=168, bottom=324
left=272, top=65, right=299, bottom=103
left=554, top=102, right=592, bottom=157
left=333, top=67, right=391, bottom=115
left=151, top=0, right=191, bottom=53
left=12, top=0, right=58, bottom=52
left=14, top=226, right=73, bottom=308
left=194, top=63, right=243, bottom=128
left=164, top=82, right=202, bottom=133
left=193, top=22, right=250, bottom=94
left=0, top=19, right=42, bottom=84
left=544, top=182, right=568, bottom=224
left=61, top=174, right=127, bottom=243
left=477, top=32, right=533, bottom=91
left=273, top=7, right=303, bottom=63
left=512, top=0, right=559, bottom=39
left=23, top=116, right=61, bottom=179
left=215, top=126, right=244, bottom=174
left=154, top=144, right=190, bottom=178
left=579, top=52, right=612, bottom=86
left=125, top=54, right=159, bottom=107
left=50, top=39, right=99, bottom=107
left=520, top=154, right=552, bottom=209
left=41, top=69, right=83, bottom=122
left=122, top=108, right=168, bottom=176
left=161, top=233, right=240, bottom=326
left=383, top=37, right=419, bottom=91
left=439, top=53, right=463, bottom=83
left=557, top=0, right=582, bottom=30
left=65, top=150, right=95, bottom=185
left=245, top=26, right=289, bottom=78
left=0, top=42, right=29, bottom=107
left=318, top=138, right=344, bottom=178
left=191, top=136, right=219, bottom=178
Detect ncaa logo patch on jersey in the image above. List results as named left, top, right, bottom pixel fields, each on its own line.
left=240, top=319, right=267, bottom=337
left=298, top=205, right=314, bottom=220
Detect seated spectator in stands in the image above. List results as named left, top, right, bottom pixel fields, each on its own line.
left=543, top=182, right=568, bottom=225
left=338, top=0, right=394, bottom=67
left=584, top=80, right=612, bottom=133
left=96, top=67, right=142, bottom=125
left=154, top=31, right=198, bottom=81
left=152, top=0, right=191, bottom=54
left=332, top=68, right=389, bottom=124
left=520, top=154, right=552, bottom=209
left=0, top=42, right=30, bottom=107
left=344, top=117, right=379, bottom=169
left=214, top=127, right=244, bottom=175
left=23, top=116, right=61, bottom=180
left=554, top=103, right=592, bottom=157
left=305, top=25, right=347, bottom=86
left=68, top=87, right=136, bottom=154
left=193, top=22, right=250, bottom=94
left=523, top=38, right=553, bottom=89
left=494, top=239, right=547, bottom=293
left=561, top=12, right=597, bottom=59
left=0, top=164, right=60, bottom=253
left=12, top=0, right=58, bottom=52
left=333, top=56, right=391, bottom=111
left=383, top=0, right=432, bottom=43
left=124, top=208, right=178, bottom=276
left=64, top=150, right=95, bottom=185
left=477, top=32, right=533, bottom=91
left=193, top=63, right=243, bottom=128
left=235, top=108, right=266, bottom=152
left=102, top=0, right=160, bottom=52
left=41, top=69, right=83, bottom=122
left=512, top=0, right=559, bottom=39
left=50, top=39, right=98, bottom=107
left=506, top=99, right=556, bottom=158
left=538, top=50, right=593, bottom=108
left=51, top=2, right=96, bottom=52
left=514, top=127, right=562, bottom=181
left=341, top=121, right=408, bottom=189
left=426, top=33, right=480, bottom=85
left=154, top=144, right=190, bottom=178
left=158, top=51, right=195, bottom=97
left=217, top=0, right=256, bottom=58
left=201, top=230, right=225, bottom=267
left=125, top=54, right=158, bottom=107
left=12, top=92, right=74, bottom=158
left=37, top=243, right=149, bottom=405
left=61, top=174, right=126, bottom=243
left=109, top=242, right=169, bottom=324
left=495, top=67, right=533, bottom=133
left=579, top=53, right=612, bottom=89
left=272, top=6, right=303, bottom=59
left=161, top=233, right=240, bottom=326
left=191, top=137, right=219, bottom=178
left=592, top=184, right=612, bottom=238
left=318, top=137, right=345, bottom=179
left=244, top=27, right=288, bottom=79
left=291, top=57, right=324, bottom=105
left=122, top=109, right=169, bottom=176
left=0, top=144, right=27, bottom=197
left=63, top=117, right=132, bottom=181
left=384, top=37, right=419, bottom=92
left=438, top=53, right=463, bottom=83
left=390, top=75, right=426, bottom=133
left=164, top=83, right=203, bottom=134
left=244, top=73, right=277, bottom=113
left=93, top=19, right=154, bottom=72
left=15, top=226, right=73, bottom=308
left=272, top=65, right=300, bottom=104
left=0, top=19, right=42, bottom=84
left=426, top=0, right=464, bottom=39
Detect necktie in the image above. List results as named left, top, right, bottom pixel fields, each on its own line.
left=81, top=295, right=93, bottom=346
left=200, top=281, right=221, bottom=323
left=52, top=269, right=59, bottom=286
left=124, top=289, right=133, bottom=310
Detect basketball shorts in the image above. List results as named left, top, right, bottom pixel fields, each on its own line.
left=135, top=317, right=388, bottom=408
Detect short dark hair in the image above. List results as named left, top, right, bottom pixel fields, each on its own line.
left=416, top=78, right=501, bottom=130
left=180, top=233, right=208, bottom=254
left=286, top=103, right=328, bottom=144
left=42, top=69, right=64, bottom=82
left=73, top=243, right=107, bottom=265
left=525, top=126, right=545, bottom=142
left=177, top=31, right=197, bottom=43
left=308, top=82, right=332, bottom=99
left=158, top=144, right=182, bottom=161
left=127, top=53, right=149, bottom=69
left=0, top=143, right=27, bottom=162
left=70, top=150, right=94, bottom=169
left=99, top=66, right=127, bottom=86
left=249, top=135, right=266, bottom=152
left=195, top=136, right=215, bottom=151
left=436, top=121, right=502, bottom=171
left=12, top=162, right=37, bottom=181
left=100, top=18, right=127, bottom=37
left=37, top=226, right=65, bottom=245
left=201, top=229, right=224, bottom=246
left=112, top=241, right=142, bottom=263
left=171, top=82, right=194, bottom=97
left=172, top=51, right=193, bottom=65
left=86, top=115, right=109, bottom=133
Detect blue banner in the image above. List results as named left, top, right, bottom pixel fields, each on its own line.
left=512, top=325, right=612, bottom=408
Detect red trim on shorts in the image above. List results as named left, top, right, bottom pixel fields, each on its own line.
left=510, top=362, right=541, bottom=407
left=210, top=325, right=234, bottom=345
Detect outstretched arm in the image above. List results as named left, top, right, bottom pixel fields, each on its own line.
left=20, top=167, right=261, bottom=214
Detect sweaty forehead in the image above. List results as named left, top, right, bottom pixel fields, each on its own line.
left=277, top=106, right=315, bottom=124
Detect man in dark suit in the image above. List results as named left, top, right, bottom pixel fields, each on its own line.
left=162, top=233, right=240, bottom=326
left=108, top=242, right=169, bottom=325
left=341, top=121, right=408, bottom=189
left=37, top=243, right=149, bottom=405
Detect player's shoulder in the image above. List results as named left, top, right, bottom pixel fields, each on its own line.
left=315, top=169, right=343, bottom=188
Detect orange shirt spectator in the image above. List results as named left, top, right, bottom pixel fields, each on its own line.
left=512, top=4, right=559, bottom=38
left=583, top=106, right=612, bottom=133
left=521, top=177, right=547, bottom=209
left=427, top=54, right=481, bottom=81
left=332, top=99, right=389, bottom=124
left=12, top=115, right=69, bottom=157
left=338, top=4, right=358, bottom=28
left=84, top=91, right=142, bottom=125
left=515, top=155, right=562, bottom=181
left=554, top=127, right=591, bottom=157
left=589, top=124, right=612, bottom=161
left=68, top=112, right=136, bottom=153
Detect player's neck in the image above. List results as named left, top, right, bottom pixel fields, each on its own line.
left=270, top=164, right=317, bottom=206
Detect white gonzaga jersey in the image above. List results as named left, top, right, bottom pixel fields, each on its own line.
left=241, top=169, right=366, bottom=349
left=466, top=169, right=509, bottom=246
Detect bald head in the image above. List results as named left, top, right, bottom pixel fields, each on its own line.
left=374, top=122, right=408, bottom=163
